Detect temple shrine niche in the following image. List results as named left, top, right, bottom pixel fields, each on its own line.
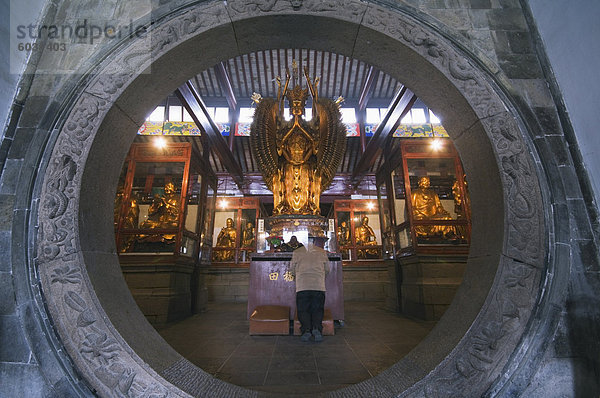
left=211, top=197, right=261, bottom=264
left=114, top=142, right=217, bottom=323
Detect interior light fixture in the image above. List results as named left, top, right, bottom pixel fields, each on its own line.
left=154, top=136, right=167, bottom=149
left=430, top=138, right=443, bottom=151
left=367, top=201, right=375, bottom=210
left=219, top=198, right=228, bottom=209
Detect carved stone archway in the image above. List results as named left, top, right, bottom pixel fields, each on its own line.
left=33, top=1, right=548, bottom=396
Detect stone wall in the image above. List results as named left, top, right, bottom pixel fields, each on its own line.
left=399, top=254, right=467, bottom=321
left=0, top=0, right=598, bottom=396
left=121, top=260, right=194, bottom=325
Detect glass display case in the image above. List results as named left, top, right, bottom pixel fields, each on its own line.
left=376, top=173, right=394, bottom=259
left=333, top=199, right=383, bottom=262
left=212, top=197, right=260, bottom=264
left=378, top=138, right=470, bottom=255
left=199, top=178, right=217, bottom=264
left=114, top=143, right=209, bottom=258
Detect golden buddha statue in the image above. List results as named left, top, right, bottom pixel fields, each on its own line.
left=242, top=221, right=255, bottom=248
left=452, top=175, right=469, bottom=239
left=337, top=220, right=350, bottom=246
left=214, top=218, right=236, bottom=261
left=141, top=182, right=180, bottom=230
left=114, top=186, right=139, bottom=252
left=411, top=176, right=454, bottom=238
left=251, top=64, right=346, bottom=215
left=114, top=186, right=139, bottom=229
left=355, top=216, right=379, bottom=259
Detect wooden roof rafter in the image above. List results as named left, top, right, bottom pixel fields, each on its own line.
left=351, top=85, right=417, bottom=185
left=176, top=81, right=244, bottom=187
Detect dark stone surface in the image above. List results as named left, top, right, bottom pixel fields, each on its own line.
left=468, top=8, right=490, bottom=29
left=0, top=194, right=15, bottom=229
left=0, top=138, right=11, bottom=173
left=17, top=96, right=49, bottom=128
left=0, top=231, right=11, bottom=273
left=491, top=30, right=510, bottom=53
left=469, top=0, right=491, bottom=9
left=497, top=53, right=543, bottom=78
left=545, top=135, right=572, bottom=167
left=7, top=128, right=36, bottom=160
left=487, top=8, right=527, bottom=30
left=0, top=314, right=32, bottom=362
left=0, top=362, right=48, bottom=398
left=573, top=239, right=600, bottom=272
left=552, top=203, right=570, bottom=244
left=498, top=0, right=520, bottom=9
left=424, top=0, right=447, bottom=9
left=534, top=106, right=561, bottom=136
left=0, top=159, right=22, bottom=194
left=567, top=198, right=594, bottom=240
left=560, top=166, right=585, bottom=200
left=0, top=272, right=16, bottom=315
left=507, top=30, right=533, bottom=53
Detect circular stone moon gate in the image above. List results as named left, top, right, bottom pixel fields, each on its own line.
left=28, top=1, right=557, bottom=396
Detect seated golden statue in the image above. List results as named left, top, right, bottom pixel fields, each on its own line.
left=411, top=176, right=455, bottom=238
left=141, top=182, right=179, bottom=230
left=279, top=235, right=304, bottom=252
left=214, top=218, right=236, bottom=261
left=337, top=221, right=350, bottom=246
left=242, top=222, right=255, bottom=248
left=355, top=216, right=379, bottom=259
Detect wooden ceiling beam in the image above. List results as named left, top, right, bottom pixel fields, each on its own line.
left=351, top=85, right=417, bottom=183
left=176, top=81, right=244, bottom=187
left=358, top=66, right=378, bottom=111
left=214, top=62, right=237, bottom=111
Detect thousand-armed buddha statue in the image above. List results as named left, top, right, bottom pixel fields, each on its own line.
left=250, top=64, right=346, bottom=216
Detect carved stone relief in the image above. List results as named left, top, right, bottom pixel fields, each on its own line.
left=34, top=0, right=546, bottom=396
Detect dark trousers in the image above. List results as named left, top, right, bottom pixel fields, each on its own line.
left=296, top=290, right=325, bottom=333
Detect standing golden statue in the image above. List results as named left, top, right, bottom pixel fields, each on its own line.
left=337, top=220, right=350, bottom=246
left=411, top=176, right=455, bottom=238
left=242, top=221, right=255, bottom=248
left=250, top=64, right=346, bottom=215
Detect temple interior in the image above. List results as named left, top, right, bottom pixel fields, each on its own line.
left=4, top=2, right=599, bottom=396
left=113, top=49, right=471, bottom=392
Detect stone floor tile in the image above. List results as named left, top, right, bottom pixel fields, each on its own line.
left=158, top=301, right=434, bottom=394
left=315, top=355, right=366, bottom=372
left=221, top=355, right=271, bottom=373
left=215, top=370, right=267, bottom=386
left=319, top=369, right=371, bottom=385
left=268, top=355, right=316, bottom=372
left=264, top=370, right=320, bottom=386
